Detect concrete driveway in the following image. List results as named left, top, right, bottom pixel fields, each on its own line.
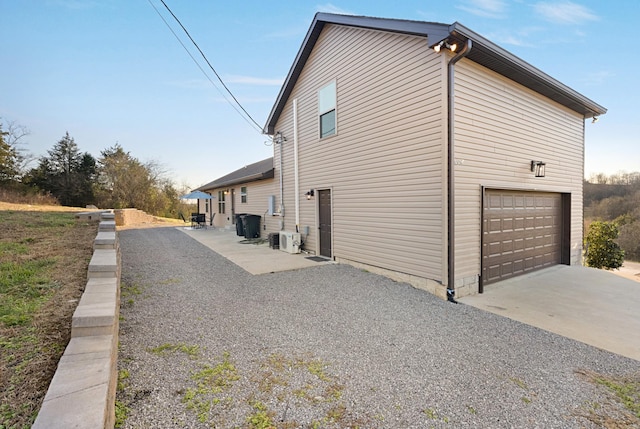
left=459, top=264, right=640, bottom=361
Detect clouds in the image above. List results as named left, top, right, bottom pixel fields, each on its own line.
left=533, top=1, right=599, bottom=25
left=456, top=0, right=508, bottom=19
left=315, top=3, right=354, bottom=15
left=580, top=70, right=615, bottom=86
left=455, top=0, right=599, bottom=25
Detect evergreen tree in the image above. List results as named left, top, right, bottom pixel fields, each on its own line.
left=27, top=132, right=96, bottom=206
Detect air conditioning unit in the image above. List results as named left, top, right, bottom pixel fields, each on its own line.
left=279, top=231, right=301, bottom=254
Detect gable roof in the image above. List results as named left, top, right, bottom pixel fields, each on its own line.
left=197, top=157, right=274, bottom=191
left=264, top=13, right=606, bottom=134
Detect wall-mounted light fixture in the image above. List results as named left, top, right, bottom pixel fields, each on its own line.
left=305, top=189, right=315, bottom=200
left=531, top=161, right=546, bottom=177
left=433, top=40, right=458, bottom=53
left=274, top=131, right=286, bottom=144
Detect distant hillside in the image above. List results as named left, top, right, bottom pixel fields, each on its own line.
left=584, top=172, right=640, bottom=261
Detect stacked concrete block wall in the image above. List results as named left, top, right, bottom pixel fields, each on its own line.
left=114, top=208, right=156, bottom=226
left=74, top=210, right=112, bottom=222
left=33, top=212, right=121, bottom=429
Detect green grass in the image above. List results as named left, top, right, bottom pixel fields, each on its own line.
left=592, top=373, right=640, bottom=418
left=0, top=258, right=58, bottom=326
left=182, top=352, right=240, bottom=423
left=114, top=400, right=130, bottom=428
left=246, top=401, right=276, bottom=429
left=148, top=343, right=200, bottom=359
left=0, top=209, right=98, bottom=429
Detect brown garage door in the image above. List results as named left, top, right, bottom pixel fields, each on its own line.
left=482, top=190, right=563, bottom=286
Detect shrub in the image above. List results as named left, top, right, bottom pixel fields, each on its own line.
left=584, top=221, right=625, bottom=270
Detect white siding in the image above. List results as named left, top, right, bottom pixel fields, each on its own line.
left=454, top=59, right=584, bottom=286
left=272, top=24, right=446, bottom=280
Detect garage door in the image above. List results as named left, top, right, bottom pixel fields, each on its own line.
left=482, top=190, right=563, bottom=286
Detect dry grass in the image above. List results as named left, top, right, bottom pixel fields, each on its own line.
left=0, top=206, right=98, bottom=428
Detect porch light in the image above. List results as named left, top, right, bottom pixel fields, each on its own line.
left=433, top=40, right=457, bottom=53
left=531, top=161, right=546, bottom=177
left=305, top=189, right=315, bottom=200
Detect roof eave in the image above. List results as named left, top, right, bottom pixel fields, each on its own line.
left=448, top=22, right=607, bottom=117
left=198, top=169, right=275, bottom=192
left=264, top=14, right=606, bottom=134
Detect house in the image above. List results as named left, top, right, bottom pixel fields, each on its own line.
left=260, top=13, right=606, bottom=300
left=196, top=157, right=277, bottom=232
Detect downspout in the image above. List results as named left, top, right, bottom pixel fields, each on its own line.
left=276, top=131, right=285, bottom=230
left=447, top=39, right=472, bottom=304
left=293, top=99, right=300, bottom=231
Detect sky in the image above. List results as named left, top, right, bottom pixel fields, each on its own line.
left=1, top=0, right=638, bottom=189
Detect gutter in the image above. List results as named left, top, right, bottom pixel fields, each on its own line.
left=446, top=39, right=472, bottom=304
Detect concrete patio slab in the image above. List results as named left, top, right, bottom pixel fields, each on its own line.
left=459, top=265, right=640, bottom=361
left=178, top=227, right=331, bottom=275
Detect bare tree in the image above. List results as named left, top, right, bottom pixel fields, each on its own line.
left=3, top=120, right=34, bottom=175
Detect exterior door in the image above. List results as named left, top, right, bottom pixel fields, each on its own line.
left=230, top=189, right=236, bottom=224
left=318, top=189, right=332, bottom=258
left=482, top=190, right=563, bottom=287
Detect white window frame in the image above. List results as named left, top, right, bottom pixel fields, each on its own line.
left=240, top=186, right=247, bottom=203
left=318, top=80, right=336, bottom=139
left=218, top=190, right=226, bottom=214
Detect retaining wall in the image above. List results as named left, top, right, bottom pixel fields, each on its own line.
left=33, top=212, right=120, bottom=429
left=114, top=208, right=156, bottom=226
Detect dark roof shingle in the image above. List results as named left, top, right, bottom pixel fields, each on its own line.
left=197, top=157, right=274, bottom=191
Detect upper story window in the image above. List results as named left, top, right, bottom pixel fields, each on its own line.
left=240, top=186, right=247, bottom=203
left=318, top=81, right=336, bottom=138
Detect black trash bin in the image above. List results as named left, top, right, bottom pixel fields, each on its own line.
left=235, top=213, right=247, bottom=236
left=243, top=214, right=261, bottom=239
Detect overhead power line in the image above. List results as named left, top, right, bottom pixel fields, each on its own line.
left=147, top=0, right=264, bottom=133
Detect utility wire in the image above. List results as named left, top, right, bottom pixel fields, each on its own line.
left=147, top=0, right=260, bottom=133
left=151, top=0, right=264, bottom=133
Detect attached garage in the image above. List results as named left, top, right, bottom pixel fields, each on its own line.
left=482, top=189, right=570, bottom=289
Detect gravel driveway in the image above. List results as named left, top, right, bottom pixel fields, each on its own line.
left=117, top=227, right=638, bottom=428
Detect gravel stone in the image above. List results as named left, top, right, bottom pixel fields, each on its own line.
left=117, top=227, right=639, bottom=428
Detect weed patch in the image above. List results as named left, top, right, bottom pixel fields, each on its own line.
left=148, top=342, right=200, bottom=359
left=175, top=351, right=368, bottom=428
left=576, top=369, right=640, bottom=427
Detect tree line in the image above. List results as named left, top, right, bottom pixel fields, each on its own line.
left=0, top=120, right=191, bottom=218
left=584, top=172, right=640, bottom=263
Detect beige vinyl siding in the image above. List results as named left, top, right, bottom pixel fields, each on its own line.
left=207, top=179, right=277, bottom=234
left=453, top=58, right=584, bottom=282
left=273, top=24, right=446, bottom=280
left=237, top=178, right=278, bottom=237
